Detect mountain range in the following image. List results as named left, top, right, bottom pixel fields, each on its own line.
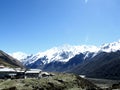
left=9, top=40, right=120, bottom=79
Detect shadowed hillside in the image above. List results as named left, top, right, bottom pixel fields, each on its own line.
left=0, top=50, right=24, bottom=68
left=70, top=50, right=120, bottom=80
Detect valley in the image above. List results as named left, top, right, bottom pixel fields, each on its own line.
left=0, top=40, right=120, bottom=90
left=1, top=0, right=120, bottom=89
left=12, top=40, right=120, bottom=80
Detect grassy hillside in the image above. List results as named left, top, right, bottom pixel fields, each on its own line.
left=0, top=73, right=101, bottom=90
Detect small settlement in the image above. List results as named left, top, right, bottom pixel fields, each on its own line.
left=0, top=65, right=54, bottom=79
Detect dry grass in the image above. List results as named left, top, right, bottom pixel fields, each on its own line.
left=0, top=73, right=100, bottom=90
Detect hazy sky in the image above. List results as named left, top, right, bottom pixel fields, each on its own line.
left=0, top=0, right=120, bottom=53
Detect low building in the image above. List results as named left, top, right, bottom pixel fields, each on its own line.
left=0, top=67, right=16, bottom=79
left=0, top=67, right=54, bottom=79
left=15, top=68, right=25, bottom=79
left=25, top=69, right=42, bottom=78
left=0, top=67, right=25, bottom=79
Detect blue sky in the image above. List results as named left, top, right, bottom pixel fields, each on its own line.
left=0, top=0, right=120, bottom=54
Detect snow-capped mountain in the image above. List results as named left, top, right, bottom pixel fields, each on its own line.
left=10, top=40, right=120, bottom=70
left=10, top=52, right=28, bottom=61
left=22, top=45, right=99, bottom=66
left=100, top=40, right=120, bottom=52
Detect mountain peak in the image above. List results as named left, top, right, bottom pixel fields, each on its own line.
left=10, top=52, right=28, bottom=60
left=10, top=40, right=120, bottom=67
left=100, top=40, right=120, bottom=52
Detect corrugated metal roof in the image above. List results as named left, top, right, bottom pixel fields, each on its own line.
left=25, top=70, right=40, bottom=73
left=0, top=68, right=15, bottom=72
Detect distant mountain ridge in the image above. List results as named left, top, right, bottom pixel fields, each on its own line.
left=13, top=44, right=98, bottom=62
left=21, top=45, right=99, bottom=69
left=10, top=40, right=120, bottom=79
left=100, top=40, right=120, bottom=52
left=11, top=40, right=120, bottom=62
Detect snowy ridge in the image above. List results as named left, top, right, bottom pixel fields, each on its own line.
left=22, top=45, right=99, bottom=65
left=100, top=40, right=120, bottom=52
left=9, top=52, right=28, bottom=60
left=10, top=40, right=120, bottom=66
left=36, top=45, right=98, bottom=62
